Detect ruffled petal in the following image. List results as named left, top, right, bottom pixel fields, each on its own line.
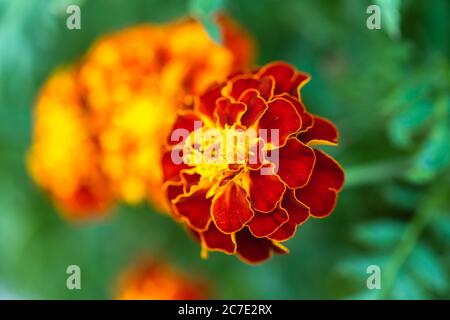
left=224, top=76, right=274, bottom=101
left=211, top=181, right=254, bottom=233
left=295, top=149, right=344, bottom=217
left=247, top=168, right=285, bottom=212
left=167, top=112, right=203, bottom=146
left=298, top=116, right=338, bottom=146
left=258, top=97, right=301, bottom=147
left=214, top=97, right=246, bottom=127
left=269, top=189, right=309, bottom=241
left=162, top=149, right=189, bottom=182
left=238, top=89, right=268, bottom=128
left=201, top=222, right=236, bottom=254
left=196, top=83, right=224, bottom=121
left=247, top=207, right=288, bottom=237
left=275, top=138, right=315, bottom=188
left=279, top=93, right=313, bottom=132
left=235, top=227, right=277, bottom=263
left=173, top=188, right=212, bottom=231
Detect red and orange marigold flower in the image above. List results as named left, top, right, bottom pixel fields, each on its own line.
left=27, top=17, right=253, bottom=220
left=162, top=62, right=345, bottom=264
left=115, top=260, right=208, bottom=300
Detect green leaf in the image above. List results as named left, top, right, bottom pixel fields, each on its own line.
left=352, top=220, right=405, bottom=249
left=407, top=244, right=449, bottom=294
left=430, top=213, right=450, bottom=245
left=336, top=255, right=388, bottom=281
left=375, top=0, right=401, bottom=40
left=388, top=101, right=433, bottom=149
left=391, top=273, right=430, bottom=299
left=407, top=120, right=450, bottom=183
left=189, top=0, right=224, bottom=43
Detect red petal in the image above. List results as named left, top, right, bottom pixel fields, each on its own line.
left=275, top=138, right=315, bottom=188
left=235, top=228, right=275, bottom=263
left=214, top=97, right=246, bottom=127
left=225, top=76, right=274, bottom=101
left=180, top=171, right=201, bottom=194
left=201, top=222, right=236, bottom=254
left=279, top=94, right=313, bottom=132
left=196, top=83, right=224, bottom=121
left=165, top=181, right=184, bottom=203
left=290, top=72, right=310, bottom=97
left=258, top=97, right=301, bottom=147
left=211, top=181, right=254, bottom=233
left=295, top=149, right=344, bottom=217
left=173, top=188, right=212, bottom=231
left=247, top=207, right=288, bottom=237
left=238, top=89, right=268, bottom=128
left=247, top=168, right=285, bottom=212
left=258, top=62, right=294, bottom=93
left=269, top=189, right=309, bottom=241
left=167, top=112, right=203, bottom=146
left=298, top=116, right=338, bottom=146
left=162, top=149, right=189, bottom=182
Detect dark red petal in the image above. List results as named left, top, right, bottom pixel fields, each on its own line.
left=248, top=168, right=285, bottom=212
left=268, top=222, right=296, bottom=242
left=247, top=207, right=288, bottom=237
left=173, top=188, right=212, bottom=231
left=290, top=71, right=310, bottom=97
left=295, top=149, right=344, bottom=217
left=196, top=83, right=224, bottom=120
left=214, top=97, right=246, bottom=127
left=275, top=138, right=315, bottom=188
left=281, top=189, right=310, bottom=224
left=167, top=112, right=203, bottom=146
left=225, top=76, right=274, bottom=101
left=238, top=89, right=268, bottom=127
left=269, top=189, right=309, bottom=241
left=165, top=181, right=184, bottom=203
left=202, top=222, right=236, bottom=254
left=235, top=228, right=275, bottom=263
left=258, top=97, right=301, bottom=147
left=212, top=181, right=254, bottom=233
left=162, top=149, right=189, bottom=182
left=279, top=94, right=313, bottom=132
left=180, top=171, right=201, bottom=194
left=258, top=62, right=294, bottom=92
left=297, top=116, right=338, bottom=145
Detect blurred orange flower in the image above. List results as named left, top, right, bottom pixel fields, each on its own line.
left=115, top=261, right=208, bottom=300
left=162, top=62, right=344, bottom=263
left=28, top=16, right=253, bottom=220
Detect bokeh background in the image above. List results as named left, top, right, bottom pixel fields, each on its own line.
left=0, top=0, right=449, bottom=299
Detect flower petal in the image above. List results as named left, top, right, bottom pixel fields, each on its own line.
left=238, top=89, right=268, bottom=128
left=173, top=188, right=212, bottom=231
left=247, top=168, right=285, bottom=212
left=195, top=83, right=224, bottom=121
left=224, top=76, right=274, bottom=101
left=275, top=138, right=315, bottom=188
left=279, top=93, right=313, bottom=132
left=258, top=97, right=301, bottom=147
left=247, top=207, right=288, bottom=237
left=162, top=149, right=189, bottom=182
left=212, top=181, right=254, bottom=233
left=167, top=112, right=203, bottom=146
left=295, top=149, right=344, bottom=217
left=235, top=227, right=277, bottom=263
left=298, top=116, right=338, bottom=146
left=214, top=97, right=247, bottom=127
left=269, top=189, right=309, bottom=241
left=201, top=222, right=236, bottom=254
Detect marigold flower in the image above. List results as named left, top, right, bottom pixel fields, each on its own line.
left=28, top=17, right=253, bottom=219
left=115, top=261, right=208, bottom=300
left=162, top=62, right=345, bottom=263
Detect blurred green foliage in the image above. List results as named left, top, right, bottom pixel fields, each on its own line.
left=0, top=0, right=449, bottom=299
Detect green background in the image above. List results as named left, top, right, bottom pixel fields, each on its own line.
left=0, top=0, right=449, bottom=299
